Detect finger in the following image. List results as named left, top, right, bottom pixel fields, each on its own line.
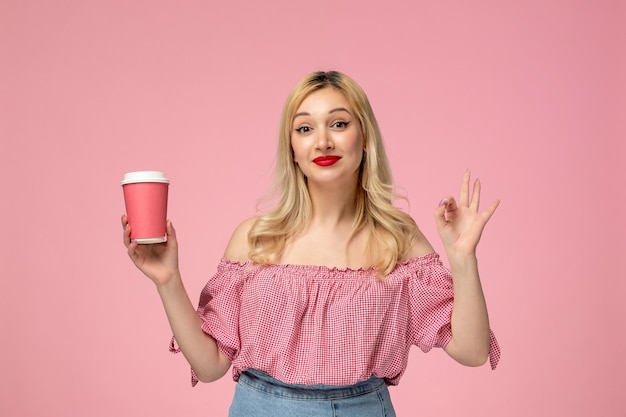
left=481, top=199, right=500, bottom=222
left=435, top=197, right=447, bottom=214
left=435, top=196, right=456, bottom=224
left=470, top=179, right=481, bottom=211
left=121, top=214, right=128, bottom=228
left=434, top=199, right=448, bottom=228
left=443, top=196, right=457, bottom=213
left=127, top=239, right=140, bottom=261
left=166, top=220, right=176, bottom=242
left=123, top=222, right=132, bottom=247
left=459, top=169, right=471, bottom=207
left=160, top=220, right=179, bottom=249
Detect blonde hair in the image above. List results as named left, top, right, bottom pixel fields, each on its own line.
left=248, top=71, right=418, bottom=277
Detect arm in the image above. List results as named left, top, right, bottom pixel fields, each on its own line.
left=443, top=254, right=491, bottom=366
left=122, top=216, right=231, bottom=382
left=434, top=171, right=499, bottom=366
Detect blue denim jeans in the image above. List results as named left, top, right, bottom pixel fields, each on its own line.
left=228, top=369, right=396, bottom=417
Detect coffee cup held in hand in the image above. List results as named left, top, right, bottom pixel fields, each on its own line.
left=121, top=171, right=169, bottom=244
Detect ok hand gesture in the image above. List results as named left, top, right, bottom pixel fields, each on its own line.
left=434, top=170, right=499, bottom=257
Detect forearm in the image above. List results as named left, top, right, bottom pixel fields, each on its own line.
left=445, top=254, right=491, bottom=366
left=156, top=273, right=230, bottom=382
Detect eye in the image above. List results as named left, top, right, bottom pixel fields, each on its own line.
left=331, top=121, right=350, bottom=129
left=294, top=126, right=311, bottom=134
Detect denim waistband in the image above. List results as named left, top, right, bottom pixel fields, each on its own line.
left=239, top=369, right=387, bottom=401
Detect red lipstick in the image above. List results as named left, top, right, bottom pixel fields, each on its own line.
left=313, top=155, right=341, bottom=166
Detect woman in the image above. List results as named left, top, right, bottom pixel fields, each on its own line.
left=122, top=71, right=500, bottom=416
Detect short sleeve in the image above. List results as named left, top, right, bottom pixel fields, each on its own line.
left=406, top=253, right=501, bottom=369
left=170, top=258, right=247, bottom=386
left=406, top=254, right=455, bottom=352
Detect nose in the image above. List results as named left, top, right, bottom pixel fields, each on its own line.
left=315, top=127, right=333, bottom=150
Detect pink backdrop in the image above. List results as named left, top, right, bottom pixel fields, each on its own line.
left=1, top=1, right=624, bottom=415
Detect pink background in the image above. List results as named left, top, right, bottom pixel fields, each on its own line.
left=1, top=1, right=624, bottom=416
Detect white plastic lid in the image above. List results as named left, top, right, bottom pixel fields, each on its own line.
left=121, top=171, right=170, bottom=185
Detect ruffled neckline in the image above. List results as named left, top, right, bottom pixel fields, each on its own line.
left=219, top=252, right=440, bottom=274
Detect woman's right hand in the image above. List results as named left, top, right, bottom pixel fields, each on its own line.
left=122, top=215, right=180, bottom=287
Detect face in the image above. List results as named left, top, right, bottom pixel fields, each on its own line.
left=291, top=87, right=364, bottom=188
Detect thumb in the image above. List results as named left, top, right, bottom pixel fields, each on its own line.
left=166, top=220, right=177, bottom=243
left=434, top=197, right=450, bottom=229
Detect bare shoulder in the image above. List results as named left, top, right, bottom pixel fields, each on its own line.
left=223, top=216, right=259, bottom=262
left=404, top=225, right=436, bottom=260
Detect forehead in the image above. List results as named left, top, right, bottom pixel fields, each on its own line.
left=295, top=87, right=352, bottom=114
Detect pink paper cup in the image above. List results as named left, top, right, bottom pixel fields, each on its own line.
left=121, top=171, right=170, bottom=244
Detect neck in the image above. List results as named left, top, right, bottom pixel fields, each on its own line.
left=306, top=181, right=358, bottom=230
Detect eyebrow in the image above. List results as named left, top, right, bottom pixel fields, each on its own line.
left=293, top=107, right=352, bottom=120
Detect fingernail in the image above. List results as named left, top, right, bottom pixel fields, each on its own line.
left=438, top=198, right=449, bottom=207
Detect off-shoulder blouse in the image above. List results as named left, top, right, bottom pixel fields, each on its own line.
left=171, top=253, right=500, bottom=387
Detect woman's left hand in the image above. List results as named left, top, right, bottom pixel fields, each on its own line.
left=435, top=170, right=499, bottom=257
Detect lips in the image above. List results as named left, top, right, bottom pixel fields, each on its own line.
left=313, top=155, right=341, bottom=166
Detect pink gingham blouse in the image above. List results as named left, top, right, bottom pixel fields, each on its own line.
left=170, top=253, right=500, bottom=387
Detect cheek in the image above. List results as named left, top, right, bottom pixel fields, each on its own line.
left=352, top=133, right=365, bottom=153
left=290, top=143, right=300, bottom=164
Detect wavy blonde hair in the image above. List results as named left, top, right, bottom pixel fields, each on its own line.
left=248, top=71, right=418, bottom=277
